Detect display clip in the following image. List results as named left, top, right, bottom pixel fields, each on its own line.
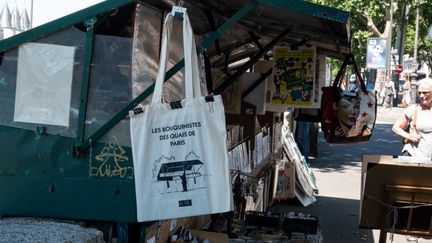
left=172, top=1, right=186, bottom=19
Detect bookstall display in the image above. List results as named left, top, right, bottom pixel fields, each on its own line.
left=0, top=0, right=350, bottom=241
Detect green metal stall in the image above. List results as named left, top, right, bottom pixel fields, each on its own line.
left=0, top=0, right=350, bottom=241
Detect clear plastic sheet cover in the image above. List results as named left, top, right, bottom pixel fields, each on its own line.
left=132, top=4, right=207, bottom=105
left=84, top=34, right=132, bottom=145
left=14, top=43, right=75, bottom=127
left=132, top=4, right=162, bottom=104
left=0, top=27, right=85, bottom=137
left=133, top=4, right=185, bottom=103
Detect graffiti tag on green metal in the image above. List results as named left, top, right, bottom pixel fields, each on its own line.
left=89, top=137, right=133, bottom=179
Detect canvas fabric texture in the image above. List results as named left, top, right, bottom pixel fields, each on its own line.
left=129, top=12, right=232, bottom=222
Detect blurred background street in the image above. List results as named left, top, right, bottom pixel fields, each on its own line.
left=271, top=106, right=431, bottom=243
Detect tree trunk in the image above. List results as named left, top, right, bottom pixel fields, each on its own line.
left=396, top=2, right=410, bottom=65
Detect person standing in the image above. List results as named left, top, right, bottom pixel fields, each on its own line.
left=401, top=74, right=411, bottom=107
left=340, top=77, right=348, bottom=91
left=392, top=77, right=432, bottom=160
left=382, top=75, right=396, bottom=108
left=347, top=74, right=357, bottom=93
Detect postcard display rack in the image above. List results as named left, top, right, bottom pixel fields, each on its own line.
left=229, top=124, right=277, bottom=214
left=226, top=109, right=322, bottom=242
left=227, top=108, right=318, bottom=211
left=222, top=47, right=324, bottom=218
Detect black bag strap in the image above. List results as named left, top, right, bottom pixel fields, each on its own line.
left=332, top=53, right=367, bottom=92
left=333, top=55, right=350, bottom=88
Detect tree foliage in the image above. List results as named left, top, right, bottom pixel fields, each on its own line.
left=310, top=0, right=432, bottom=74
left=414, top=0, right=432, bottom=71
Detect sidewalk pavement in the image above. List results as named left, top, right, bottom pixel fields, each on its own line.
left=271, top=105, right=432, bottom=242
left=376, top=105, right=405, bottom=124
left=0, top=217, right=103, bottom=243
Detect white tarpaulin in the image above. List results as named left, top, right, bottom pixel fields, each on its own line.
left=14, top=43, right=75, bottom=127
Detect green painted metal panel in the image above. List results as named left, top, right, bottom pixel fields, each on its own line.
left=0, top=125, right=136, bottom=222
left=0, top=176, right=136, bottom=222
left=0, top=0, right=351, bottom=225
left=0, top=0, right=135, bottom=53
left=76, top=2, right=259, bottom=152
left=257, top=0, right=349, bottom=23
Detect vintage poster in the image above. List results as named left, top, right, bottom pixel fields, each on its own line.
left=270, top=46, right=317, bottom=108
left=366, top=38, right=387, bottom=69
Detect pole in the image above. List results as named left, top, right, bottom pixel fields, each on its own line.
left=413, top=0, right=419, bottom=69
left=386, top=0, right=393, bottom=76
left=411, top=0, right=420, bottom=104
left=397, top=2, right=408, bottom=65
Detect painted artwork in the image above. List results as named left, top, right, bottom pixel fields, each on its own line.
left=270, top=46, right=316, bottom=108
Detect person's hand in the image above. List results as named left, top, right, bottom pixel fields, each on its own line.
left=410, top=133, right=422, bottom=143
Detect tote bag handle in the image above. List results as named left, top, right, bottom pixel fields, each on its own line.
left=332, top=53, right=367, bottom=92
left=152, top=12, right=202, bottom=104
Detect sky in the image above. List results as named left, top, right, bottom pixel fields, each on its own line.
left=1, top=0, right=104, bottom=27
left=32, top=0, right=104, bottom=27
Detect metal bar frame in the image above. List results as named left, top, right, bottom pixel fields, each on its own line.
left=256, top=0, right=349, bottom=24
left=248, top=31, right=269, bottom=60
left=74, top=0, right=349, bottom=153
left=241, top=68, right=272, bottom=99
left=203, top=51, right=214, bottom=93
left=214, top=27, right=291, bottom=94
left=202, top=7, right=221, bottom=54
left=76, top=18, right=96, bottom=145
left=0, top=0, right=134, bottom=53
left=75, top=1, right=259, bottom=153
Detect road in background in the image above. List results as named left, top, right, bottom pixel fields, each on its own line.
left=271, top=106, right=432, bottom=242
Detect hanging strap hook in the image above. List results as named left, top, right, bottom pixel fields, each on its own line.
left=172, top=0, right=186, bottom=19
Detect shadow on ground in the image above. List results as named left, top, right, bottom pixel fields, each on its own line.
left=270, top=122, right=407, bottom=243
left=312, top=123, right=403, bottom=172
left=271, top=196, right=374, bottom=243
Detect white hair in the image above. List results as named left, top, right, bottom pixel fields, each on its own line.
left=418, top=77, right=432, bottom=90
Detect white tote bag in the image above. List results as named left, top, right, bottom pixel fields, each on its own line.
left=130, top=11, right=232, bottom=222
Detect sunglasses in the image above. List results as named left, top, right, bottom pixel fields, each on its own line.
left=418, top=91, right=431, bottom=95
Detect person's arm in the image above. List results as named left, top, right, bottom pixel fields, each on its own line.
left=392, top=81, right=396, bottom=98
left=392, top=115, right=410, bottom=140
left=392, top=108, right=422, bottom=143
